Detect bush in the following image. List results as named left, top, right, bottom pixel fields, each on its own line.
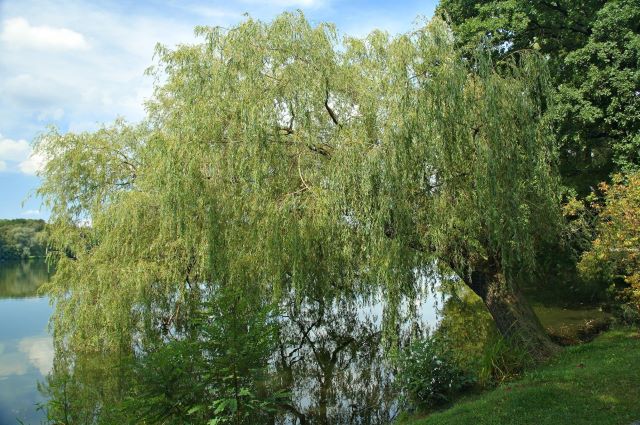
left=396, top=335, right=475, bottom=409
left=127, top=288, right=285, bottom=425
left=579, top=172, right=640, bottom=325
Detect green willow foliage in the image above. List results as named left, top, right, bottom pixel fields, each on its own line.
left=36, top=14, right=559, bottom=353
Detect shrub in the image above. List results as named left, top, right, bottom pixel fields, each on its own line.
left=127, top=289, right=285, bottom=424
left=396, top=335, right=475, bottom=409
left=579, top=172, right=640, bottom=325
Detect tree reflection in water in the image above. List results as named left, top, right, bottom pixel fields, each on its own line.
left=0, top=260, right=50, bottom=298
left=39, top=286, right=436, bottom=425
left=274, top=292, right=406, bottom=425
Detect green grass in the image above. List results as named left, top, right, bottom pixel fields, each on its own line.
left=401, top=329, right=640, bottom=425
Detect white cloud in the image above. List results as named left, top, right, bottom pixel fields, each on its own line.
left=18, top=336, right=54, bottom=376
left=0, top=133, right=46, bottom=175
left=22, top=209, right=41, bottom=216
left=0, top=2, right=205, bottom=140
left=18, top=151, right=47, bottom=175
left=1, top=17, right=89, bottom=50
left=0, top=134, right=31, bottom=162
left=2, top=74, right=70, bottom=109
left=37, top=107, right=65, bottom=121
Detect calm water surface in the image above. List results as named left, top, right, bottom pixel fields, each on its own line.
left=0, top=261, right=52, bottom=425
left=0, top=261, right=444, bottom=424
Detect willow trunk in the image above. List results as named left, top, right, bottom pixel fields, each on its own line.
left=465, top=265, right=558, bottom=360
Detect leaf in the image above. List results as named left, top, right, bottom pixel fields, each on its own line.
left=187, top=405, right=203, bottom=415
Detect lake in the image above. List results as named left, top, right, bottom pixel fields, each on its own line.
left=0, top=261, right=52, bottom=425
left=0, top=261, right=443, bottom=424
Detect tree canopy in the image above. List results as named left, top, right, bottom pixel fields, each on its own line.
left=37, top=14, right=560, bottom=357
left=437, top=0, right=640, bottom=195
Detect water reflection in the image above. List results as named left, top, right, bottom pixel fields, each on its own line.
left=0, top=337, right=53, bottom=379
left=0, top=260, right=445, bottom=424
left=0, top=261, right=52, bottom=425
left=38, top=284, right=440, bottom=425
left=0, top=261, right=49, bottom=299
left=19, top=337, right=54, bottom=376
left=275, top=294, right=403, bottom=424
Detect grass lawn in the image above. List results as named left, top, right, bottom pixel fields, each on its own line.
left=402, top=328, right=640, bottom=425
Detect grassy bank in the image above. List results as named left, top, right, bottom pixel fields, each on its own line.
left=402, top=328, right=640, bottom=425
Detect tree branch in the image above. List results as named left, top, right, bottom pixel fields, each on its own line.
left=325, top=89, right=340, bottom=126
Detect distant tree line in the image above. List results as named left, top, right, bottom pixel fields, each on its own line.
left=0, top=219, right=48, bottom=260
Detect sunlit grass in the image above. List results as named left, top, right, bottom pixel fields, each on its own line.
left=401, top=328, right=640, bottom=425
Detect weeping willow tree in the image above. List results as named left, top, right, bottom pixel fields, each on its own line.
left=36, top=13, right=560, bottom=360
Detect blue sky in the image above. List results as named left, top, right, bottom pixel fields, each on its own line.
left=0, top=0, right=437, bottom=219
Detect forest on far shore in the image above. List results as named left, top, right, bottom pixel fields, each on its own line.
left=0, top=219, right=47, bottom=260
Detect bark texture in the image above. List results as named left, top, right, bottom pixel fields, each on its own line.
left=463, top=261, right=559, bottom=361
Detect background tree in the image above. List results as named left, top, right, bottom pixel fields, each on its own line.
left=437, top=0, right=640, bottom=307
left=436, top=0, right=640, bottom=195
